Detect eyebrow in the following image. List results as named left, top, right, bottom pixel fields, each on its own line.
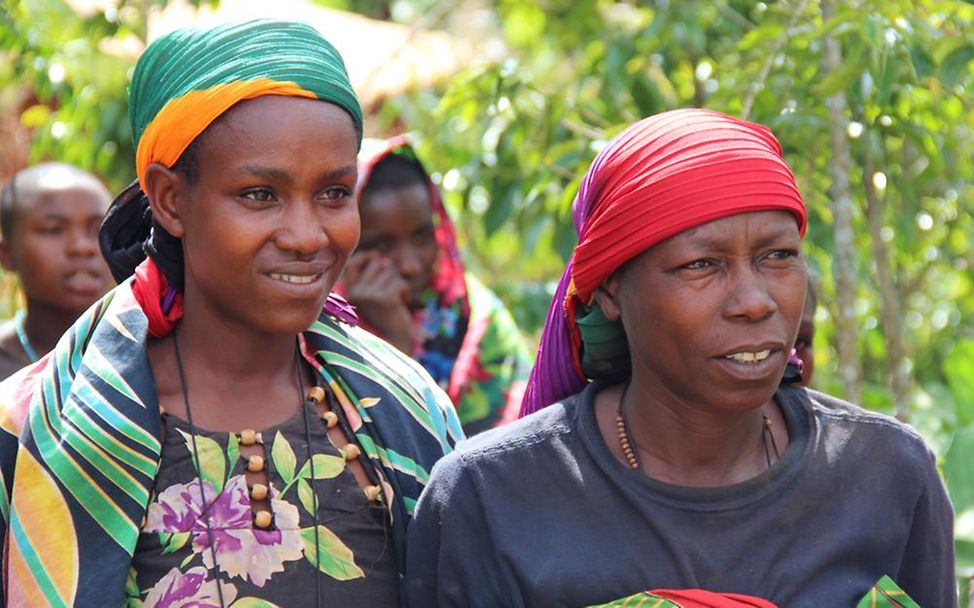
left=684, top=226, right=798, bottom=251
left=235, top=165, right=357, bottom=183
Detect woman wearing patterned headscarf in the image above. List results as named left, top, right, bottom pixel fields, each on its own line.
left=343, top=136, right=530, bottom=435
left=0, top=20, right=460, bottom=607
left=405, top=109, right=955, bottom=607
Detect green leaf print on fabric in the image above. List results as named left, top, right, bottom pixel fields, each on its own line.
left=586, top=592, right=680, bottom=607
left=124, top=566, right=144, bottom=607
left=230, top=598, right=281, bottom=608
left=271, top=431, right=297, bottom=486
left=177, top=429, right=226, bottom=494
left=296, top=453, right=345, bottom=481
left=226, top=433, right=240, bottom=483
left=297, top=478, right=317, bottom=516
left=855, top=576, right=922, bottom=608
left=160, top=531, right=191, bottom=555
left=300, top=525, right=365, bottom=581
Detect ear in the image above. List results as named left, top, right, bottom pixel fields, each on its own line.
left=143, top=163, right=188, bottom=239
left=593, top=273, right=623, bottom=321
left=0, top=238, right=14, bottom=272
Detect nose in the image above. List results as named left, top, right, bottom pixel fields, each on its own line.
left=396, top=244, right=423, bottom=279
left=276, top=200, right=329, bottom=255
left=66, top=225, right=99, bottom=258
left=724, top=264, right=778, bottom=322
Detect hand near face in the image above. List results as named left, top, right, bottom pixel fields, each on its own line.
left=344, top=250, right=415, bottom=353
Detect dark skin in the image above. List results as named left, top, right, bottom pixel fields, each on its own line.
left=343, top=181, right=438, bottom=353
left=0, top=170, right=113, bottom=374
left=142, top=97, right=374, bottom=513
left=592, top=211, right=806, bottom=487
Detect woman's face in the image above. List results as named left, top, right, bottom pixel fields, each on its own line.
left=163, top=95, right=360, bottom=335
left=358, top=182, right=439, bottom=308
left=600, top=210, right=806, bottom=413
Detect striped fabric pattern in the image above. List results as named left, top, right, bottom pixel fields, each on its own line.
left=0, top=281, right=461, bottom=607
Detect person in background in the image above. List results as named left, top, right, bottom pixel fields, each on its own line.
left=0, top=162, right=114, bottom=379
left=0, top=20, right=460, bottom=607
left=405, top=108, right=955, bottom=607
left=343, top=136, right=530, bottom=435
left=794, top=276, right=816, bottom=386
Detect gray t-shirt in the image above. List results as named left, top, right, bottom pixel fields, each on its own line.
left=405, top=383, right=956, bottom=607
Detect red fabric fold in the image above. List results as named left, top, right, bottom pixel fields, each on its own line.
left=132, top=258, right=184, bottom=337
left=651, top=588, right=778, bottom=608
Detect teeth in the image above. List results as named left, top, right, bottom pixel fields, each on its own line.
left=269, top=273, right=317, bottom=284
left=725, top=350, right=771, bottom=363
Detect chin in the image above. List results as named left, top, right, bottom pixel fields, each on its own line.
left=261, top=304, right=326, bottom=335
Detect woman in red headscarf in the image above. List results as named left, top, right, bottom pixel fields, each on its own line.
left=403, top=109, right=955, bottom=607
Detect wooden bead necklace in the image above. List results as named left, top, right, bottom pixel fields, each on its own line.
left=171, top=335, right=331, bottom=608
left=615, top=392, right=780, bottom=473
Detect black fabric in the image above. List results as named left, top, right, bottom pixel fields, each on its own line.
left=132, top=402, right=400, bottom=605
left=98, top=180, right=184, bottom=288
left=405, top=383, right=956, bottom=607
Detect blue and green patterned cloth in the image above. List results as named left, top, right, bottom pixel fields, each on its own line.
left=0, top=280, right=461, bottom=607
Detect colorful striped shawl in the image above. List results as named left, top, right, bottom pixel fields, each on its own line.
left=0, top=281, right=462, bottom=607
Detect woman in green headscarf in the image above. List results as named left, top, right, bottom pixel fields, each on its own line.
left=0, top=20, right=460, bottom=608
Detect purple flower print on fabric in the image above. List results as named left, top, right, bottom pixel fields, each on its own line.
left=143, top=566, right=238, bottom=608
left=145, top=475, right=304, bottom=587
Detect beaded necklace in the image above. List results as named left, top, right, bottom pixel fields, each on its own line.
left=615, top=387, right=780, bottom=473
left=171, top=333, right=326, bottom=608
left=13, top=310, right=39, bottom=363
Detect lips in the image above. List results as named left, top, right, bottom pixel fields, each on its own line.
left=64, top=269, right=106, bottom=295
left=262, top=262, right=335, bottom=296
left=268, top=272, right=320, bottom=285
left=724, top=349, right=772, bottom=363
left=714, top=343, right=786, bottom=381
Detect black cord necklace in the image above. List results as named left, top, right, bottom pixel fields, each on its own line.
left=171, top=332, right=323, bottom=608
left=615, top=385, right=781, bottom=474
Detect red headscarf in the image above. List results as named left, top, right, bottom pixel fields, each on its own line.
left=521, top=108, right=806, bottom=416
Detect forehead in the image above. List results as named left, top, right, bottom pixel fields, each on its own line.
left=660, top=210, right=799, bottom=250
left=194, top=96, right=359, bottom=168
left=360, top=183, right=433, bottom=226
left=19, top=184, right=110, bottom=219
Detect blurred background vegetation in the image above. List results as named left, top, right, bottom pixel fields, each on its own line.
left=2, top=0, right=974, bottom=591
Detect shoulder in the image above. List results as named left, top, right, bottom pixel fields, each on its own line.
left=309, top=313, right=444, bottom=390
left=440, top=393, right=583, bottom=471
left=786, top=387, right=938, bottom=475
left=306, top=312, right=464, bottom=441
left=0, top=320, right=27, bottom=380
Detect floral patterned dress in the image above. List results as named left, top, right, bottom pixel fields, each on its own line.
left=127, top=401, right=399, bottom=607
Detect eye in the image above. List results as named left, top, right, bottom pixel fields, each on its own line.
left=318, top=186, right=352, bottom=203
left=683, top=259, right=713, bottom=270
left=766, top=248, right=799, bottom=261
left=412, top=226, right=436, bottom=247
left=37, top=223, right=65, bottom=236
left=241, top=188, right=276, bottom=203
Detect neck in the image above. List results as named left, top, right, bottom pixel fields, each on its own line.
left=174, top=304, right=299, bottom=384
left=22, top=300, right=82, bottom=356
left=620, top=379, right=779, bottom=487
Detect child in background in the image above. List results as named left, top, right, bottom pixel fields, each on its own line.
left=0, top=162, right=114, bottom=379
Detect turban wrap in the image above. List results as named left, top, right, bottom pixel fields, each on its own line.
left=98, top=19, right=363, bottom=336
left=520, top=108, right=806, bottom=417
